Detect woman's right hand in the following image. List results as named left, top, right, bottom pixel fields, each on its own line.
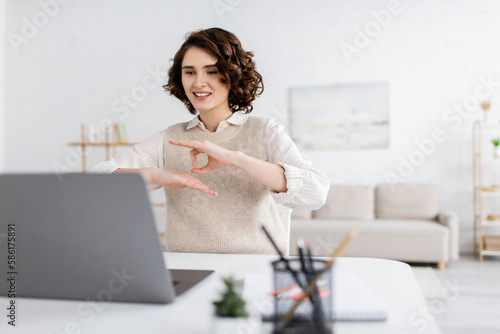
left=116, top=167, right=218, bottom=196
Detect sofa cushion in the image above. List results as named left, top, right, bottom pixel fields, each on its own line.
left=375, top=183, right=439, bottom=219
left=313, top=185, right=374, bottom=220
left=290, top=218, right=448, bottom=262
left=291, top=208, right=313, bottom=219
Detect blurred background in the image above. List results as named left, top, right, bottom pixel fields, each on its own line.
left=1, top=0, right=500, bottom=255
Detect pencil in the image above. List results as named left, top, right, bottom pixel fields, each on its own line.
left=280, top=227, right=360, bottom=326
left=261, top=226, right=306, bottom=291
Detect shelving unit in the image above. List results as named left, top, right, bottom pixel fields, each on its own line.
left=68, top=124, right=139, bottom=172
left=472, top=120, right=500, bottom=261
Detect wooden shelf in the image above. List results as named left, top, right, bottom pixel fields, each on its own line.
left=68, top=124, right=139, bottom=172
left=473, top=119, right=500, bottom=260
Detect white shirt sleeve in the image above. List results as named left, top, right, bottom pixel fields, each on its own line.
left=91, top=131, right=165, bottom=191
left=266, top=119, right=330, bottom=210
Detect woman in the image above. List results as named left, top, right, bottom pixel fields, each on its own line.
left=94, top=28, right=329, bottom=255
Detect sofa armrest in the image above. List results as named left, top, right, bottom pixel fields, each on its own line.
left=437, top=211, right=459, bottom=261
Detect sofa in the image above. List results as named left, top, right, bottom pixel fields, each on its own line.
left=289, top=183, right=459, bottom=269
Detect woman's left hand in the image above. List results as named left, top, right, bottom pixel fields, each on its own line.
left=169, top=139, right=235, bottom=175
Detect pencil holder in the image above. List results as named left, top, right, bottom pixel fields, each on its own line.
left=271, top=259, right=333, bottom=334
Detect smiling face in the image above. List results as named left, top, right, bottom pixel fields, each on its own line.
left=181, top=47, right=231, bottom=117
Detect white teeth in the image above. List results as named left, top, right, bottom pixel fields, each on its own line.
left=194, top=92, right=211, bottom=97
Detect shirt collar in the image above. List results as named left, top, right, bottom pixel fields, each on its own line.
left=186, top=112, right=247, bottom=132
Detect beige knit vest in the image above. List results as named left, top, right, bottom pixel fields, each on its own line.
left=162, top=116, right=286, bottom=254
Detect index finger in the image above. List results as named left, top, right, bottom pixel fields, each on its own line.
left=169, top=139, right=198, bottom=149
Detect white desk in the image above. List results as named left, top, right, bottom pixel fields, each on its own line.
left=0, top=253, right=441, bottom=334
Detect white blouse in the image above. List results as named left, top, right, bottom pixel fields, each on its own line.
left=92, top=113, right=329, bottom=210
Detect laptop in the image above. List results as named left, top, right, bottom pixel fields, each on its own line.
left=0, top=173, right=213, bottom=303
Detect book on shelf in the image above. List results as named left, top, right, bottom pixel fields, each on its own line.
left=112, top=122, right=127, bottom=144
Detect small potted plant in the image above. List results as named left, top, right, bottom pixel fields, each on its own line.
left=212, top=277, right=260, bottom=333
left=493, top=137, right=500, bottom=158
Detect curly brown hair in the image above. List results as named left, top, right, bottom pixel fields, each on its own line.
left=163, top=28, right=264, bottom=115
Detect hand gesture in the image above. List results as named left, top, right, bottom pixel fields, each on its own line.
left=153, top=169, right=218, bottom=196
left=169, top=139, right=235, bottom=175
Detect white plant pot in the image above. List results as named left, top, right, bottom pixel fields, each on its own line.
left=211, top=314, right=262, bottom=334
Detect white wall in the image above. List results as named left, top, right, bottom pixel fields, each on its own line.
left=3, top=0, right=500, bottom=254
